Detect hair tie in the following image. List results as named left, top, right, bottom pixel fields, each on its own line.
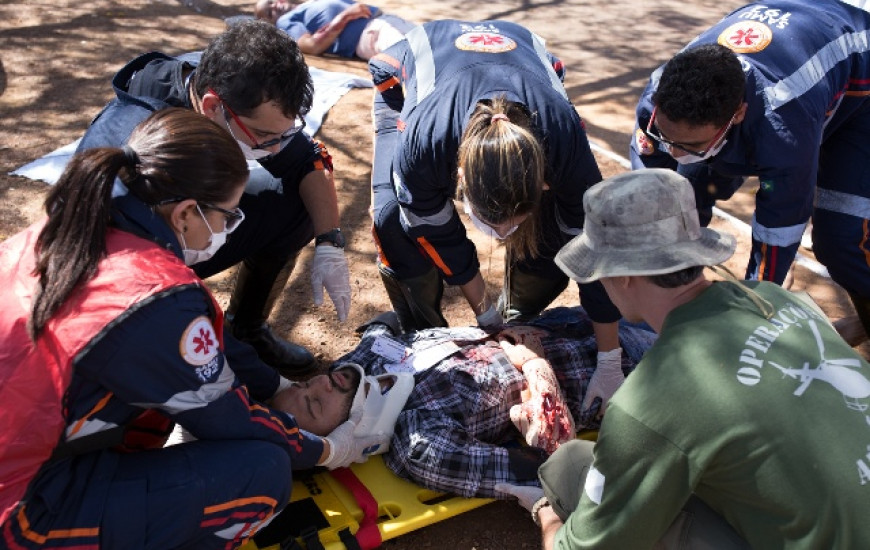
left=491, top=113, right=510, bottom=123
left=122, top=145, right=140, bottom=166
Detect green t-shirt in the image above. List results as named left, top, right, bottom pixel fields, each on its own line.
left=557, top=281, right=870, bottom=549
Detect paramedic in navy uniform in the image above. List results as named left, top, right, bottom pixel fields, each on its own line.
left=78, top=20, right=352, bottom=376
left=0, top=109, right=376, bottom=549
left=368, top=20, right=624, bottom=411
left=630, top=0, right=870, bottom=345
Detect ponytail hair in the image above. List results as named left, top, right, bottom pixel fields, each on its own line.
left=456, top=96, right=545, bottom=260
left=29, top=108, right=248, bottom=339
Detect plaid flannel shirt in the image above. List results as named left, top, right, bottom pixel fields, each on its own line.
left=332, top=307, right=656, bottom=498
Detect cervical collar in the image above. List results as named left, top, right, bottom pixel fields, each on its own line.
left=338, top=363, right=415, bottom=456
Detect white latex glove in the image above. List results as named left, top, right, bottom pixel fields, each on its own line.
left=494, top=482, right=546, bottom=513
left=321, top=420, right=382, bottom=470
left=164, top=424, right=197, bottom=446
left=475, top=304, right=504, bottom=329
left=310, top=245, right=351, bottom=321
left=579, top=347, right=624, bottom=427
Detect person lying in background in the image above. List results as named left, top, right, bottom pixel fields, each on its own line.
left=269, top=308, right=656, bottom=499
left=254, top=0, right=415, bottom=60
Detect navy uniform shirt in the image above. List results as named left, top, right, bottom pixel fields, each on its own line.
left=79, top=51, right=329, bottom=201
left=632, top=0, right=870, bottom=282
left=370, top=20, right=602, bottom=286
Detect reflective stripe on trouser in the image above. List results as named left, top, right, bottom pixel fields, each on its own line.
left=538, top=440, right=749, bottom=550
left=814, top=96, right=870, bottom=307
left=371, top=94, right=449, bottom=332
left=4, top=440, right=292, bottom=550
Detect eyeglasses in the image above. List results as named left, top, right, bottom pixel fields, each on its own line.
left=199, top=202, right=245, bottom=232
left=155, top=198, right=246, bottom=232
left=210, top=89, right=306, bottom=150
left=645, top=106, right=735, bottom=158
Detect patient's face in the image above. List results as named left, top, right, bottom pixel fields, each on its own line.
left=272, top=366, right=359, bottom=436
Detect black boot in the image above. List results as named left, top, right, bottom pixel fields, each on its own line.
left=498, top=261, right=568, bottom=322
left=834, top=291, right=870, bottom=347
left=227, top=252, right=316, bottom=376
left=378, top=264, right=448, bottom=333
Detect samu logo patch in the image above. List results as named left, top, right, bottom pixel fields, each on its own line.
left=455, top=32, right=516, bottom=53
left=180, top=316, right=221, bottom=382
left=717, top=21, right=773, bottom=54
left=635, top=128, right=655, bottom=155
left=180, top=316, right=219, bottom=365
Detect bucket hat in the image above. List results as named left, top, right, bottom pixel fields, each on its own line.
left=555, top=168, right=735, bottom=283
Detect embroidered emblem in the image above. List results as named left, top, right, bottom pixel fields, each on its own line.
left=737, top=6, right=792, bottom=30
left=455, top=32, right=517, bottom=53
left=635, top=127, right=654, bottom=155
left=717, top=21, right=773, bottom=54
left=180, top=316, right=219, bottom=366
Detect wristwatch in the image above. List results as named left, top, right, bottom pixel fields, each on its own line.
left=531, top=496, right=552, bottom=527
left=315, top=228, right=345, bottom=248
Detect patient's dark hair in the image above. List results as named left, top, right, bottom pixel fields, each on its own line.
left=334, top=364, right=363, bottom=423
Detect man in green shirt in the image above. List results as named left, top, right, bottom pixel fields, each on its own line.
left=523, top=168, right=870, bottom=548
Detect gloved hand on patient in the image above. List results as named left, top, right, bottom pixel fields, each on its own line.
left=579, top=347, right=624, bottom=428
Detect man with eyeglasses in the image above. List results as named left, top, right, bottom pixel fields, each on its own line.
left=630, top=0, right=870, bottom=349
left=77, top=20, right=353, bottom=377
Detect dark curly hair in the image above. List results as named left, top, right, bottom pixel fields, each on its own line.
left=194, top=19, right=313, bottom=118
left=653, top=44, right=745, bottom=127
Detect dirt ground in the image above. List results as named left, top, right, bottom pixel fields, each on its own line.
left=2, top=0, right=866, bottom=548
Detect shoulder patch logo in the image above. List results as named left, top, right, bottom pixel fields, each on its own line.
left=717, top=21, right=773, bottom=54
left=455, top=32, right=517, bottom=53
left=635, top=128, right=654, bottom=156
left=180, top=316, right=219, bottom=366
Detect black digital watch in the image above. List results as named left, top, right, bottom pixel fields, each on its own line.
left=314, top=228, right=345, bottom=248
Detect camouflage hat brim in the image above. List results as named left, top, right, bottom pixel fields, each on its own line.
left=554, top=168, right=737, bottom=283
left=555, top=226, right=736, bottom=283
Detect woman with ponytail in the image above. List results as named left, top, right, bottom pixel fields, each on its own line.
left=369, top=20, right=624, bottom=419
left=0, top=108, right=373, bottom=549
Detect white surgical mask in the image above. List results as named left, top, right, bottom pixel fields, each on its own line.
left=463, top=198, right=520, bottom=240
left=181, top=205, right=233, bottom=265
left=235, top=139, right=273, bottom=161
left=672, top=138, right=728, bottom=165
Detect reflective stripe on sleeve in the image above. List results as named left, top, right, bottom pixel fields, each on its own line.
left=405, top=25, right=437, bottom=104
left=764, top=30, right=870, bottom=109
